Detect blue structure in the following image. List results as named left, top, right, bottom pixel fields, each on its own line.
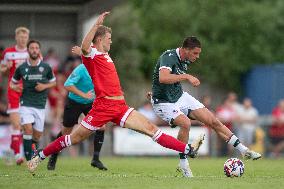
left=244, top=64, right=284, bottom=115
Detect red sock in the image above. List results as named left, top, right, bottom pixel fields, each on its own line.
left=10, top=134, right=22, bottom=155
left=155, top=133, right=187, bottom=153
left=42, top=135, right=72, bottom=157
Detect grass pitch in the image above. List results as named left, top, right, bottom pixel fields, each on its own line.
left=0, top=157, right=283, bottom=189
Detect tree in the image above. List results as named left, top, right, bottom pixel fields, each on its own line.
left=130, top=0, right=284, bottom=92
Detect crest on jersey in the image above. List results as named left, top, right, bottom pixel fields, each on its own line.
left=25, top=68, right=28, bottom=72
left=39, top=66, right=44, bottom=72
left=87, top=116, right=93, bottom=122
left=173, top=109, right=179, bottom=114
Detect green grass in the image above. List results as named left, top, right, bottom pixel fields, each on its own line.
left=0, top=157, right=284, bottom=189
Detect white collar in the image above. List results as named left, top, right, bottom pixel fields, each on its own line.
left=176, top=48, right=181, bottom=61
left=92, top=47, right=108, bottom=55
left=15, top=45, right=27, bottom=52
left=27, top=59, right=41, bottom=66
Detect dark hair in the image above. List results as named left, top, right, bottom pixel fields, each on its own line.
left=27, top=40, right=41, bottom=48
left=182, top=36, right=201, bottom=49
left=92, top=25, right=112, bottom=43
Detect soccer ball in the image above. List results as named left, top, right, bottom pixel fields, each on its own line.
left=223, top=158, right=245, bottom=177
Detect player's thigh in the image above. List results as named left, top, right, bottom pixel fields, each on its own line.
left=124, top=110, right=158, bottom=137
left=190, top=107, right=216, bottom=126
left=176, top=92, right=204, bottom=117
left=19, top=106, right=35, bottom=132
left=173, top=114, right=191, bottom=129
left=32, top=108, right=46, bottom=133
left=152, top=102, right=184, bottom=126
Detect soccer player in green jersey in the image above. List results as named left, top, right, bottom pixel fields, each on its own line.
left=10, top=40, right=56, bottom=161
left=151, top=36, right=261, bottom=178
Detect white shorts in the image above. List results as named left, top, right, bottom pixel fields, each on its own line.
left=152, top=92, right=204, bottom=125
left=19, top=106, right=46, bottom=132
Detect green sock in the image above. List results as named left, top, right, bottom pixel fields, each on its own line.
left=23, top=135, right=33, bottom=161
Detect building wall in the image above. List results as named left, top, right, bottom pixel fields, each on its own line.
left=244, top=64, right=284, bottom=115
left=0, top=11, right=77, bottom=61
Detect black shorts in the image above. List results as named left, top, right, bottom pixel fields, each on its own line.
left=62, top=98, right=93, bottom=128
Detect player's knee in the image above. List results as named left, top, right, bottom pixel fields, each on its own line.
left=23, top=128, right=33, bottom=135
left=33, top=136, right=40, bottom=142
left=11, top=121, right=21, bottom=129
left=179, top=121, right=191, bottom=130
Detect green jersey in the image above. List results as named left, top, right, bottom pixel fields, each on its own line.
left=12, top=60, right=56, bottom=109
left=152, top=48, right=191, bottom=103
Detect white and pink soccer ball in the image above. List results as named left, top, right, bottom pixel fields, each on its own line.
left=224, top=158, right=245, bottom=177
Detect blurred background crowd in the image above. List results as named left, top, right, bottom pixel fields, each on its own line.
left=0, top=0, right=284, bottom=158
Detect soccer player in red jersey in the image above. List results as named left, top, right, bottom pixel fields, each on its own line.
left=27, top=12, right=204, bottom=174
left=0, top=27, right=30, bottom=165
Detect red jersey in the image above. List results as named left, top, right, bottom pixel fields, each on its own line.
left=81, top=47, right=123, bottom=99
left=0, top=46, right=28, bottom=82
left=269, top=107, right=284, bottom=138
left=216, top=105, right=235, bottom=131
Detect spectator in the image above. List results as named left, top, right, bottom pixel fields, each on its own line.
left=44, top=48, right=60, bottom=73
left=201, top=95, right=212, bottom=110
left=227, top=92, right=242, bottom=114
left=269, top=99, right=284, bottom=157
left=58, top=46, right=80, bottom=75
left=215, top=98, right=237, bottom=156
left=0, top=46, right=4, bottom=60
left=138, top=101, right=164, bottom=125
left=237, top=98, right=259, bottom=147
left=48, top=72, right=67, bottom=138
left=0, top=88, right=9, bottom=124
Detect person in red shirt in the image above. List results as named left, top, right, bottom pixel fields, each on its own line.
left=269, top=99, right=284, bottom=157
left=27, top=12, right=204, bottom=174
left=0, top=27, right=30, bottom=165
left=215, top=99, right=237, bottom=156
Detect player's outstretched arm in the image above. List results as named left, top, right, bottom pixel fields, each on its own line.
left=81, top=11, right=110, bottom=55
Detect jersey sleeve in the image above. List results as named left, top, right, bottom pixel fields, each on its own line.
left=64, top=65, right=81, bottom=86
left=12, top=66, right=21, bottom=83
left=83, top=47, right=99, bottom=58
left=81, top=48, right=96, bottom=69
left=47, top=66, right=56, bottom=82
left=159, top=54, right=176, bottom=72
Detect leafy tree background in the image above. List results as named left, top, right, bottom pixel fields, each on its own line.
left=106, top=0, right=284, bottom=105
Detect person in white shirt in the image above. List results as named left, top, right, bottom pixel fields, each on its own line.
left=237, top=98, right=259, bottom=147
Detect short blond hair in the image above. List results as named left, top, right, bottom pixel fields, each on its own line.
left=15, top=27, right=30, bottom=35
left=92, top=25, right=112, bottom=43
